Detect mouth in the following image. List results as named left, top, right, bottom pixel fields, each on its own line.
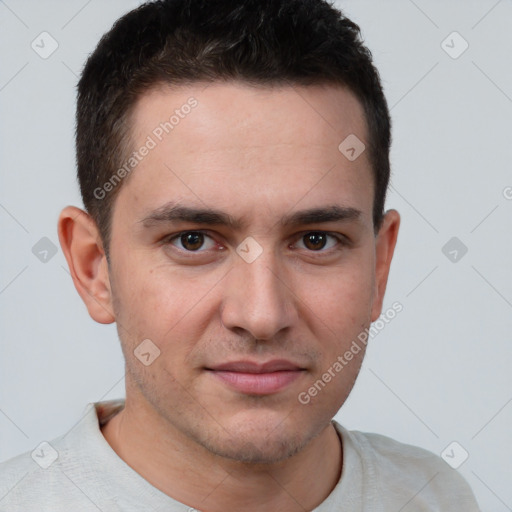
left=205, top=359, right=307, bottom=395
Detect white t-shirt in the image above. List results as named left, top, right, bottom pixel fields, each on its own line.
left=0, top=400, right=481, bottom=511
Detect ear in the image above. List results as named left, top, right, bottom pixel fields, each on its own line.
left=58, top=206, right=115, bottom=324
left=370, top=209, right=400, bottom=322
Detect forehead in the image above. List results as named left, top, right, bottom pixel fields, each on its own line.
left=131, top=80, right=368, bottom=155
left=115, top=81, right=373, bottom=225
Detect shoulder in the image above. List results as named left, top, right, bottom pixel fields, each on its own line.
left=0, top=402, right=125, bottom=511
left=0, top=436, right=124, bottom=512
left=333, top=421, right=481, bottom=511
left=0, top=438, right=68, bottom=511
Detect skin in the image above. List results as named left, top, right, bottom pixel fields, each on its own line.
left=58, top=82, right=400, bottom=511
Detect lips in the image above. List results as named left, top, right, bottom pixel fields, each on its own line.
left=206, top=359, right=306, bottom=395
left=208, top=359, right=303, bottom=373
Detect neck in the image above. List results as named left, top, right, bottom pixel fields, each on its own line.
left=101, top=394, right=342, bottom=512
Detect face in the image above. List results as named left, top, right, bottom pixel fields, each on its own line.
left=104, top=82, right=394, bottom=463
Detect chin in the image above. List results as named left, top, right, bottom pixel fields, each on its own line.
left=196, top=410, right=311, bottom=464
left=205, top=430, right=305, bottom=464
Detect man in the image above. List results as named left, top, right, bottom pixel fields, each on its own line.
left=0, top=0, right=481, bottom=510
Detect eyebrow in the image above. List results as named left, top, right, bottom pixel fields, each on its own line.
left=281, top=205, right=361, bottom=227
left=139, top=203, right=362, bottom=230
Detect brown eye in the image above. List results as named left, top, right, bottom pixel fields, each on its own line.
left=169, top=231, right=216, bottom=252
left=295, top=232, right=342, bottom=252
left=303, top=232, right=328, bottom=251
left=181, top=232, right=204, bottom=251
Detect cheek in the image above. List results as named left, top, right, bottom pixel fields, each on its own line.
left=294, top=267, right=373, bottom=411
left=298, top=257, right=375, bottom=332
left=111, top=260, right=220, bottom=364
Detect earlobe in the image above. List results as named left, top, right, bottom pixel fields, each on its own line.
left=370, top=209, right=400, bottom=322
left=58, top=206, right=115, bottom=324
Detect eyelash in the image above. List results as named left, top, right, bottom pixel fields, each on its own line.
left=163, top=230, right=349, bottom=255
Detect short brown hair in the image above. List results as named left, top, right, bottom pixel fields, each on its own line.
left=76, top=0, right=392, bottom=254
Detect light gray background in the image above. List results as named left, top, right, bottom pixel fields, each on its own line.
left=1, top=1, right=511, bottom=510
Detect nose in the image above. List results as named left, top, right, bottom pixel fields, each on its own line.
left=220, top=248, right=298, bottom=341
